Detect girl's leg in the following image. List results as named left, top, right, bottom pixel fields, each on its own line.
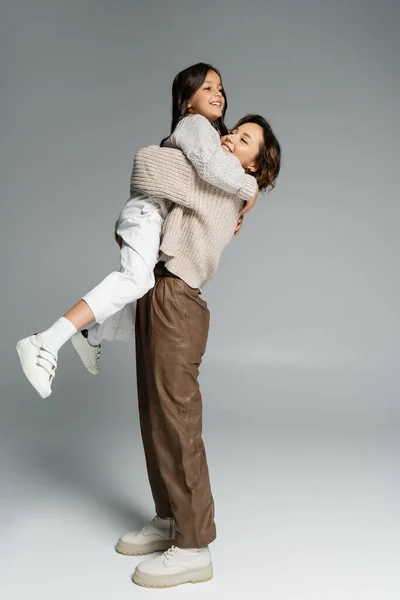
left=34, top=301, right=95, bottom=356
left=17, top=205, right=163, bottom=397
left=71, top=303, right=136, bottom=374
left=36, top=242, right=154, bottom=355
left=46, top=200, right=163, bottom=353
left=17, top=247, right=156, bottom=398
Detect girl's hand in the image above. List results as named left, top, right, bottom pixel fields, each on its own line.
left=240, top=184, right=259, bottom=216
left=233, top=215, right=244, bottom=237
left=114, top=220, right=123, bottom=248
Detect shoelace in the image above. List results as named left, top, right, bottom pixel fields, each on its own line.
left=95, top=345, right=101, bottom=361
left=164, top=546, right=178, bottom=560
left=36, top=345, right=58, bottom=381
left=141, top=516, right=158, bottom=534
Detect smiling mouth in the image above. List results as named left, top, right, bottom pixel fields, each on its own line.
left=222, top=143, right=233, bottom=153
left=210, top=101, right=222, bottom=107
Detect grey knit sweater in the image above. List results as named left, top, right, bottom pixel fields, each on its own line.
left=131, top=145, right=247, bottom=289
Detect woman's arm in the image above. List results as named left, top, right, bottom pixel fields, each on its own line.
left=130, top=146, right=193, bottom=208
left=131, top=146, right=259, bottom=213
left=167, top=114, right=257, bottom=202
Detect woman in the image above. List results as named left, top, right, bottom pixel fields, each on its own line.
left=116, top=114, right=281, bottom=588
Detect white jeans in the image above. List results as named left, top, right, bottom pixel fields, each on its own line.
left=82, top=194, right=166, bottom=338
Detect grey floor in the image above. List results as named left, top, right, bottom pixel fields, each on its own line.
left=1, top=344, right=399, bottom=600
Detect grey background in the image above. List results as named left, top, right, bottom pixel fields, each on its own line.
left=1, top=1, right=399, bottom=599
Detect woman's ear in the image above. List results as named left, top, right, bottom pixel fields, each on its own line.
left=245, top=164, right=257, bottom=174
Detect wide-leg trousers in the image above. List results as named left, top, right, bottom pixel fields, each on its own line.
left=135, top=262, right=216, bottom=548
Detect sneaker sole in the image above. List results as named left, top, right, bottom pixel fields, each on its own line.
left=132, top=563, right=213, bottom=588
left=71, top=333, right=100, bottom=375
left=115, top=538, right=175, bottom=556
left=16, top=339, right=51, bottom=399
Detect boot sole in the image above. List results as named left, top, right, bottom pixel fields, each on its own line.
left=132, top=563, right=213, bottom=588
left=115, top=538, right=175, bottom=556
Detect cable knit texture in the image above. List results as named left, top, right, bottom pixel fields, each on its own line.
left=130, top=114, right=256, bottom=202
left=131, top=145, right=244, bottom=290
left=163, top=114, right=257, bottom=202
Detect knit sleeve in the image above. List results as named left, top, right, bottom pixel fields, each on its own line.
left=130, top=146, right=193, bottom=207
left=167, top=114, right=257, bottom=201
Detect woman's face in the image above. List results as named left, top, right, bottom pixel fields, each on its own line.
left=221, top=123, right=264, bottom=172
left=187, top=70, right=225, bottom=122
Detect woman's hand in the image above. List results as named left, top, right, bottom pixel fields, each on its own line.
left=114, top=220, right=123, bottom=248
left=240, top=183, right=259, bottom=216
left=233, top=214, right=244, bottom=237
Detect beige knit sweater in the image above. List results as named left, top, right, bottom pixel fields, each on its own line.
left=131, top=145, right=246, bottom=290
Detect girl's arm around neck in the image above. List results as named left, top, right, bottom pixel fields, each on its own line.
left=167, top=114, right=257, bottom=201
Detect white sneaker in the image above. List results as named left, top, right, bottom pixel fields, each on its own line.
left=16, top=335, right=58, bottom=399
left=116, top=516, right=176, bottom=556
left=132, top=545, right=213, bottom=588
left=71, top=329, right=101, bottom=375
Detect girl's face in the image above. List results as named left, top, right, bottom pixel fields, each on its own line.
left=187, top=70, right=225, bottom=122
left=221, top=123, right=264, bottom=172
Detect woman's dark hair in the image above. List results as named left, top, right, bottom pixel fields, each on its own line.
left=232, top=114, right=281, bottom=192
left=161, top=62, right=228, bottom=145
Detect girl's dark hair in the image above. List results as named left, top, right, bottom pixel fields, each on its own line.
left=161, top=62, right=228, bottom=146
left=232, top=114, right=281, bottom=192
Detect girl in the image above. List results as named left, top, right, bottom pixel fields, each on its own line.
left=16, top=62, right=258, bottom=398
